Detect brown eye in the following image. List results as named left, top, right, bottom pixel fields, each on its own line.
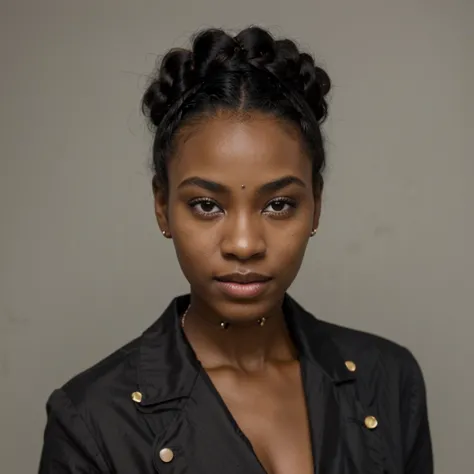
left=188, top=198, right=223, bottom=217
left=200, top=201, right=217, bottom=213
left=269, top=201, right=286, bottom=212
left=263, top=198, right=297, bottom=216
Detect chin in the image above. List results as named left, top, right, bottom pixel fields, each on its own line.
left=213, top=294, right=282, bottom=320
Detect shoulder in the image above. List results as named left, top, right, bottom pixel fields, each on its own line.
left=45, top=332, right=143, bottom=432
left=321, top=319, right=416, bottom=360
left=318, top=318, right=425, bottom=391
left=44, top=296, right=183, bottom=426
left=41, top=335, right=144, bottom=472
left=46, top=295, right=188, bottom=418
left=318, top=319, right=430, bottom=442
left=309, top=318, right=433, bottom=467
left=314, top=320, right=433, bottom=466
left=63, top=335, right=141, bottom=405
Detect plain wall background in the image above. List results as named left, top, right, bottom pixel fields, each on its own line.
left=1, top=0, right=472, bottom=472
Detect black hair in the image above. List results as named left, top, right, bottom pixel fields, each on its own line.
left=141, top=26, right=331, bottom=194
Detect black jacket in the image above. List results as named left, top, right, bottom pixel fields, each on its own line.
left=39, top=294, right=433, bottom=473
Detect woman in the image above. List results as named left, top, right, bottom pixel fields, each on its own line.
left=39, top=27, right=433, bottom=473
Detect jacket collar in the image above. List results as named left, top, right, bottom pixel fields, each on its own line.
left=137, top=294, right=354, bottom=406
left=137, top=295, right=200, bottom=406
left=282, top=296, right=355, bottom=384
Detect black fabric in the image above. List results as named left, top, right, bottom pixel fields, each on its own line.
left=38, top=294, right=433, bottom=473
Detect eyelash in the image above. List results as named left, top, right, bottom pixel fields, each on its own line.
left=188, top=198, right=222, bottom=217
left=188, top=197, right=298, bottom=218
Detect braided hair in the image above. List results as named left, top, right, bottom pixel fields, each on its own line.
left=142, top=27, right=331, bottom=194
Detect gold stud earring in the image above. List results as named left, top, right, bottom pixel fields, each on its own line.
left=162, top=230, right=170, bottom=238
left=310, top=229, right=316, bottom=237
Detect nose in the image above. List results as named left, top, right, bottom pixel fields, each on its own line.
left=220, top=213, right=266, bottom=261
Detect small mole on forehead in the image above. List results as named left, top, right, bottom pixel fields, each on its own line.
left=241, top=184, right=246, bottom=189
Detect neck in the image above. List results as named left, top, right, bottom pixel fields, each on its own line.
left=182, top=294, right=298, bottom=373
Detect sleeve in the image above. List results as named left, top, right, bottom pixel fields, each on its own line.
left=400, top=349, right=434, bottom=474
left=38, top=389, right=110, bottom=474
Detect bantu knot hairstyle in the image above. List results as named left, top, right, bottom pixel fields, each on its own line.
left=142, top=26, right=331, bottom=194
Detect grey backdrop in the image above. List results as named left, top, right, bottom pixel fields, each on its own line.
left=1, top=0, right=472, bottom=472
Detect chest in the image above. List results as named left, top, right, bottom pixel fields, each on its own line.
left=206, top=363, right=314, bottom=474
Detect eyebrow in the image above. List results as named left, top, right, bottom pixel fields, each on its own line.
left=177, top=175, right=306, bottom=194
left=178, top=177, right=227, bottom=193
left=259, top=176, right=306, bottom=194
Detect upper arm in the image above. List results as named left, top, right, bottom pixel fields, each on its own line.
left=39, top=389, right=110, bottom=474
left=399, top=349, right=434, bottom=474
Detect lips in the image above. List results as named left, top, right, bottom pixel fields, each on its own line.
left=214, top=272, right=272, bottom=299
left=215, top=272, right=272, bottom=284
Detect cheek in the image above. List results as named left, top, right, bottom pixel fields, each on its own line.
left=172, top=235, right=215, bottom=284
left=168, top=203, right=219, bottom=280
left=277, top=233, right=309, bottom=262
left=269, top=228, right=310, bottom=278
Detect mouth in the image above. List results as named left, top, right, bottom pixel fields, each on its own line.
left=214, top=272, right=272, bottom=299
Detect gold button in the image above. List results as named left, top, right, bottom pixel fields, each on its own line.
left=159, top=448, right=174, bottom=463
left=345, top=360, right=356, bottom=372
left=364, top=415, right=378, bottom=430
left=131, top=391, right=142, bottom=403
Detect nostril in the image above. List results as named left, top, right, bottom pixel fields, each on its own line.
left=221, top=245, right=266, bottom=262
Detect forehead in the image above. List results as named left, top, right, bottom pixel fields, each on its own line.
left=168, top=112, right=311, bottom=186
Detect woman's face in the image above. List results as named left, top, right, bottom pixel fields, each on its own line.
left=155, top=111, right=321, bottom=322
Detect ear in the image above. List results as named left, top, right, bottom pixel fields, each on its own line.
left=312, top=194, right=322, bottom=232
left=152, top=177, right=170, bottom=237
left=312, top=176, right=323, bottom=232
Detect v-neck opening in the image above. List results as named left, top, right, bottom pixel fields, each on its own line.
left=177, top=295, right=321, bottom=474
left=198, top=365, right=270, bottom=474
left=197, top=354, right=317, bottom=474
left=299, top=354, right=318, bottom=474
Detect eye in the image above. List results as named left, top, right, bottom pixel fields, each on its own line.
left=188, top=198, right=223, bottom=217
left=263, top=198, right=297, bottom=216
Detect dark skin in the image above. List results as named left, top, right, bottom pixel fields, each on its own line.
left=154, top=110, right=321, bottom=474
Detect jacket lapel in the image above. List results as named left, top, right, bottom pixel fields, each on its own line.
left=153, top=372, right=267, bottom=474
left=285, top=297, right=360, bottom=474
